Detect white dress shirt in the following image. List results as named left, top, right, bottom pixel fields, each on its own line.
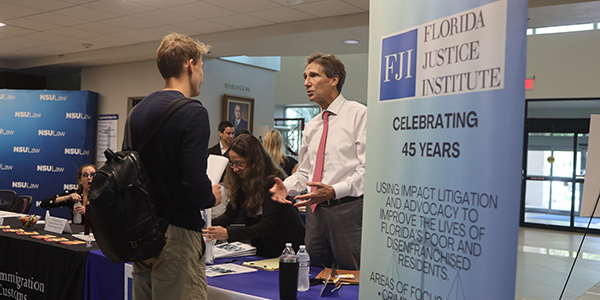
left=219, top=141, right=227, bottom=155
left=283, top=94, right=367, bottom=199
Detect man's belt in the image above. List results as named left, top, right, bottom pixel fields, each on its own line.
left=318, top=196, right=363, bottom=207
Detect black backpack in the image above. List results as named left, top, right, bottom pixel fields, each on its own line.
left=88, top=98, right=195, bottom=263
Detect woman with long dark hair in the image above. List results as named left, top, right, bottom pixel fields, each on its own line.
left=203, top=134, right=305, bottom=257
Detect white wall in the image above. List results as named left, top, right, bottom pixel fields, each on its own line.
left=526, top=30, right=600, bottom=99
left=275, top=53, right=369, bottom=108
left=275, top=30, right=600, bottom=113
left=81, top=57, right=276, bottom=164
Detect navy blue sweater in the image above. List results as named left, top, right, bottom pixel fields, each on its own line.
left=128, top=90, right=215, bottom=232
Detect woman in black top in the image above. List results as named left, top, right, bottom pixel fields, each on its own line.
left=40, top=164, right=97, bottom=224
left=203, top=134, right=305, bottom=257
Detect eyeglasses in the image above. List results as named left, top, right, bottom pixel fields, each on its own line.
left=81, top=173, right=95, bottom=178
left=229, top=161, right=246, bottom=169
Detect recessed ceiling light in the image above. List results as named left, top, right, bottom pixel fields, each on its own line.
left=344, top=39, right=360, bottom=45
left=0, top=23, right=6, bottom=27
left=82, top=43, right=93, bottom=48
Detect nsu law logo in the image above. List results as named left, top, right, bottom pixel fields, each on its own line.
left=64, top=148, right=90, bottom=156
left=0, top=163, right=13, bottom=171
left=37, top=165, right=65, bottom=173
left=380, top=29, right=418, bottom=101
left=40, top=94, right=67, bottom=101
left=12, top=181, right=39, bottom=189
left=38, top=129, right=66, bottom=137
left=0, top=128, right=15, bottom=136
left=14, top=146, right=41, bottom=154
left=66, top=112, right=92, bottom=120
left=15, top=111, right=42, bottom=118
left=0, top=93, right=16, bottom=100
left=64, top=184, right=78, bottom=190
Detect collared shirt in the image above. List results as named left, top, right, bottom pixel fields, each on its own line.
left=283, top=94, right=367, bottom=199
left=219, top=141, right=227, bottom=155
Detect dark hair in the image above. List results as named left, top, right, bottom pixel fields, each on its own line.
left=224, top=134, right=284, bottom=217
left=233, top=129, right=252, bottom=139
left=156, top=33, right=211, bottom=79
left=218, top=121, right=234, bottom=133
left=305, top=52, right=346, bottom=93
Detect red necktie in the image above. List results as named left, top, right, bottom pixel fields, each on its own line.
left=311, top=111, right=331, bottom=213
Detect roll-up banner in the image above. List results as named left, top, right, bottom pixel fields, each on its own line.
left=360, top=0, right=527, bottom=299
left=0, top=90, right=98, bottom=218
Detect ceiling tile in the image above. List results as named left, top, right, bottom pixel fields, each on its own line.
left=83, top=0, right=156, bottom=15
left=24, top=12, right=88, bottom=26
left=99, top=16, right=157, bottom=30
left=46, top=26, right=104, bottom=39
left=293, top=0, right=364, bottom=17
left=172, top=19, right=235, bottom=35
left=18, top=44, right=81, bottom=56
left=248, top=7, right=315, bottom=23
left=65, top=34, right=136, bottom=49
left=133, top=10, right=197, bottom=25
left=167, top=2, right=238, bottom=19
left=208, top=14, right=275, bottom=29
left=58, top=0, right=100, bottom=4
left=54, top=6, right=121, bottom=21
left=3, top=18, right=61, bottom=32
left=22, top=31, right=76, bottom=43
left=0, top=3, right=43, bottom=18
left=1, top=36, right=53, bottom=50
left=0, top=0, right=72, bottom=11
left=75, top=21, right=127, bottom=35
left=341, top=0, right=369, bottom=11
left=205, top=0, right=281, bottom=13
left=128, top=0, right=198, bottom=9
left=112, top=26, right=182, bottom=42
left=0, top=25, right=36, bottom=37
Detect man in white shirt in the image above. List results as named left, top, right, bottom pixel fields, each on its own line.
left=270, top=53, right=366, bottom=270
left=208, top=121, right=234, bottom=156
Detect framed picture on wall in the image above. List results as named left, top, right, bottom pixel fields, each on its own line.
left=223, top=94, right=254, bottom=133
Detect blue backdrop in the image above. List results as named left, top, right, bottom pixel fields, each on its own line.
left=0, top=90, right=98, bottom=219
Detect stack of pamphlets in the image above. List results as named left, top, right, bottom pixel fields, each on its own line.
left=213, top=241, right=256, bottom=258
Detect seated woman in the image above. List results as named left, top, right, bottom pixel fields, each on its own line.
left=40, top=164, right=97, bottom=224
left=263, top=129, right=298, bottom=176
left=203, top=134, right=305, bottom=258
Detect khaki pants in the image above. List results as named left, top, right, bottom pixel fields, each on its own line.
left=132, top=225, right=207, bottom=300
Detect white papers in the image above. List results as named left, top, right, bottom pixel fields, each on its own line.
left=204, top=154, right=230, bottom=264
left=0, top=211, right=25, bottom=218
left=202, top=209, right=215, bottom=265
left=206, top=263, right=258, bottom=277
left=207, top=154, right=229, bottom=183
left=214, top=242, right=256, bottom=258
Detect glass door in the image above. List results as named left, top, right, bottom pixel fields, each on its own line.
left=522, top=124, right=598, bottom=230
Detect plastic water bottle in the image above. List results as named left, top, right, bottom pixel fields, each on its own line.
left=73, top=202, right=82, bottom=224
left=279, top=243, right=298, bottom=300
left=297, top=245, right=310, bottom=291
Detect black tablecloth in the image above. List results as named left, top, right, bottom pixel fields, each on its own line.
left=0, top=217, right=99, bottom=300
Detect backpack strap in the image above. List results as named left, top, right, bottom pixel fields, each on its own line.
left=124, top=97, right=196, bottom=151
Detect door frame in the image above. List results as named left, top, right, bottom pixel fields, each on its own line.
left=521, top=116, right=592, bottom=232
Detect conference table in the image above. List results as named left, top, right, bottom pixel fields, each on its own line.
left=86, top=250, right=360, bottom=300
left=0, top=211, right=99, bottom=300
left=0, top=210, right=359, bottom=300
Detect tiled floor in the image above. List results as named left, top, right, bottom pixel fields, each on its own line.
left=516, top=227, right=600, bottom=300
